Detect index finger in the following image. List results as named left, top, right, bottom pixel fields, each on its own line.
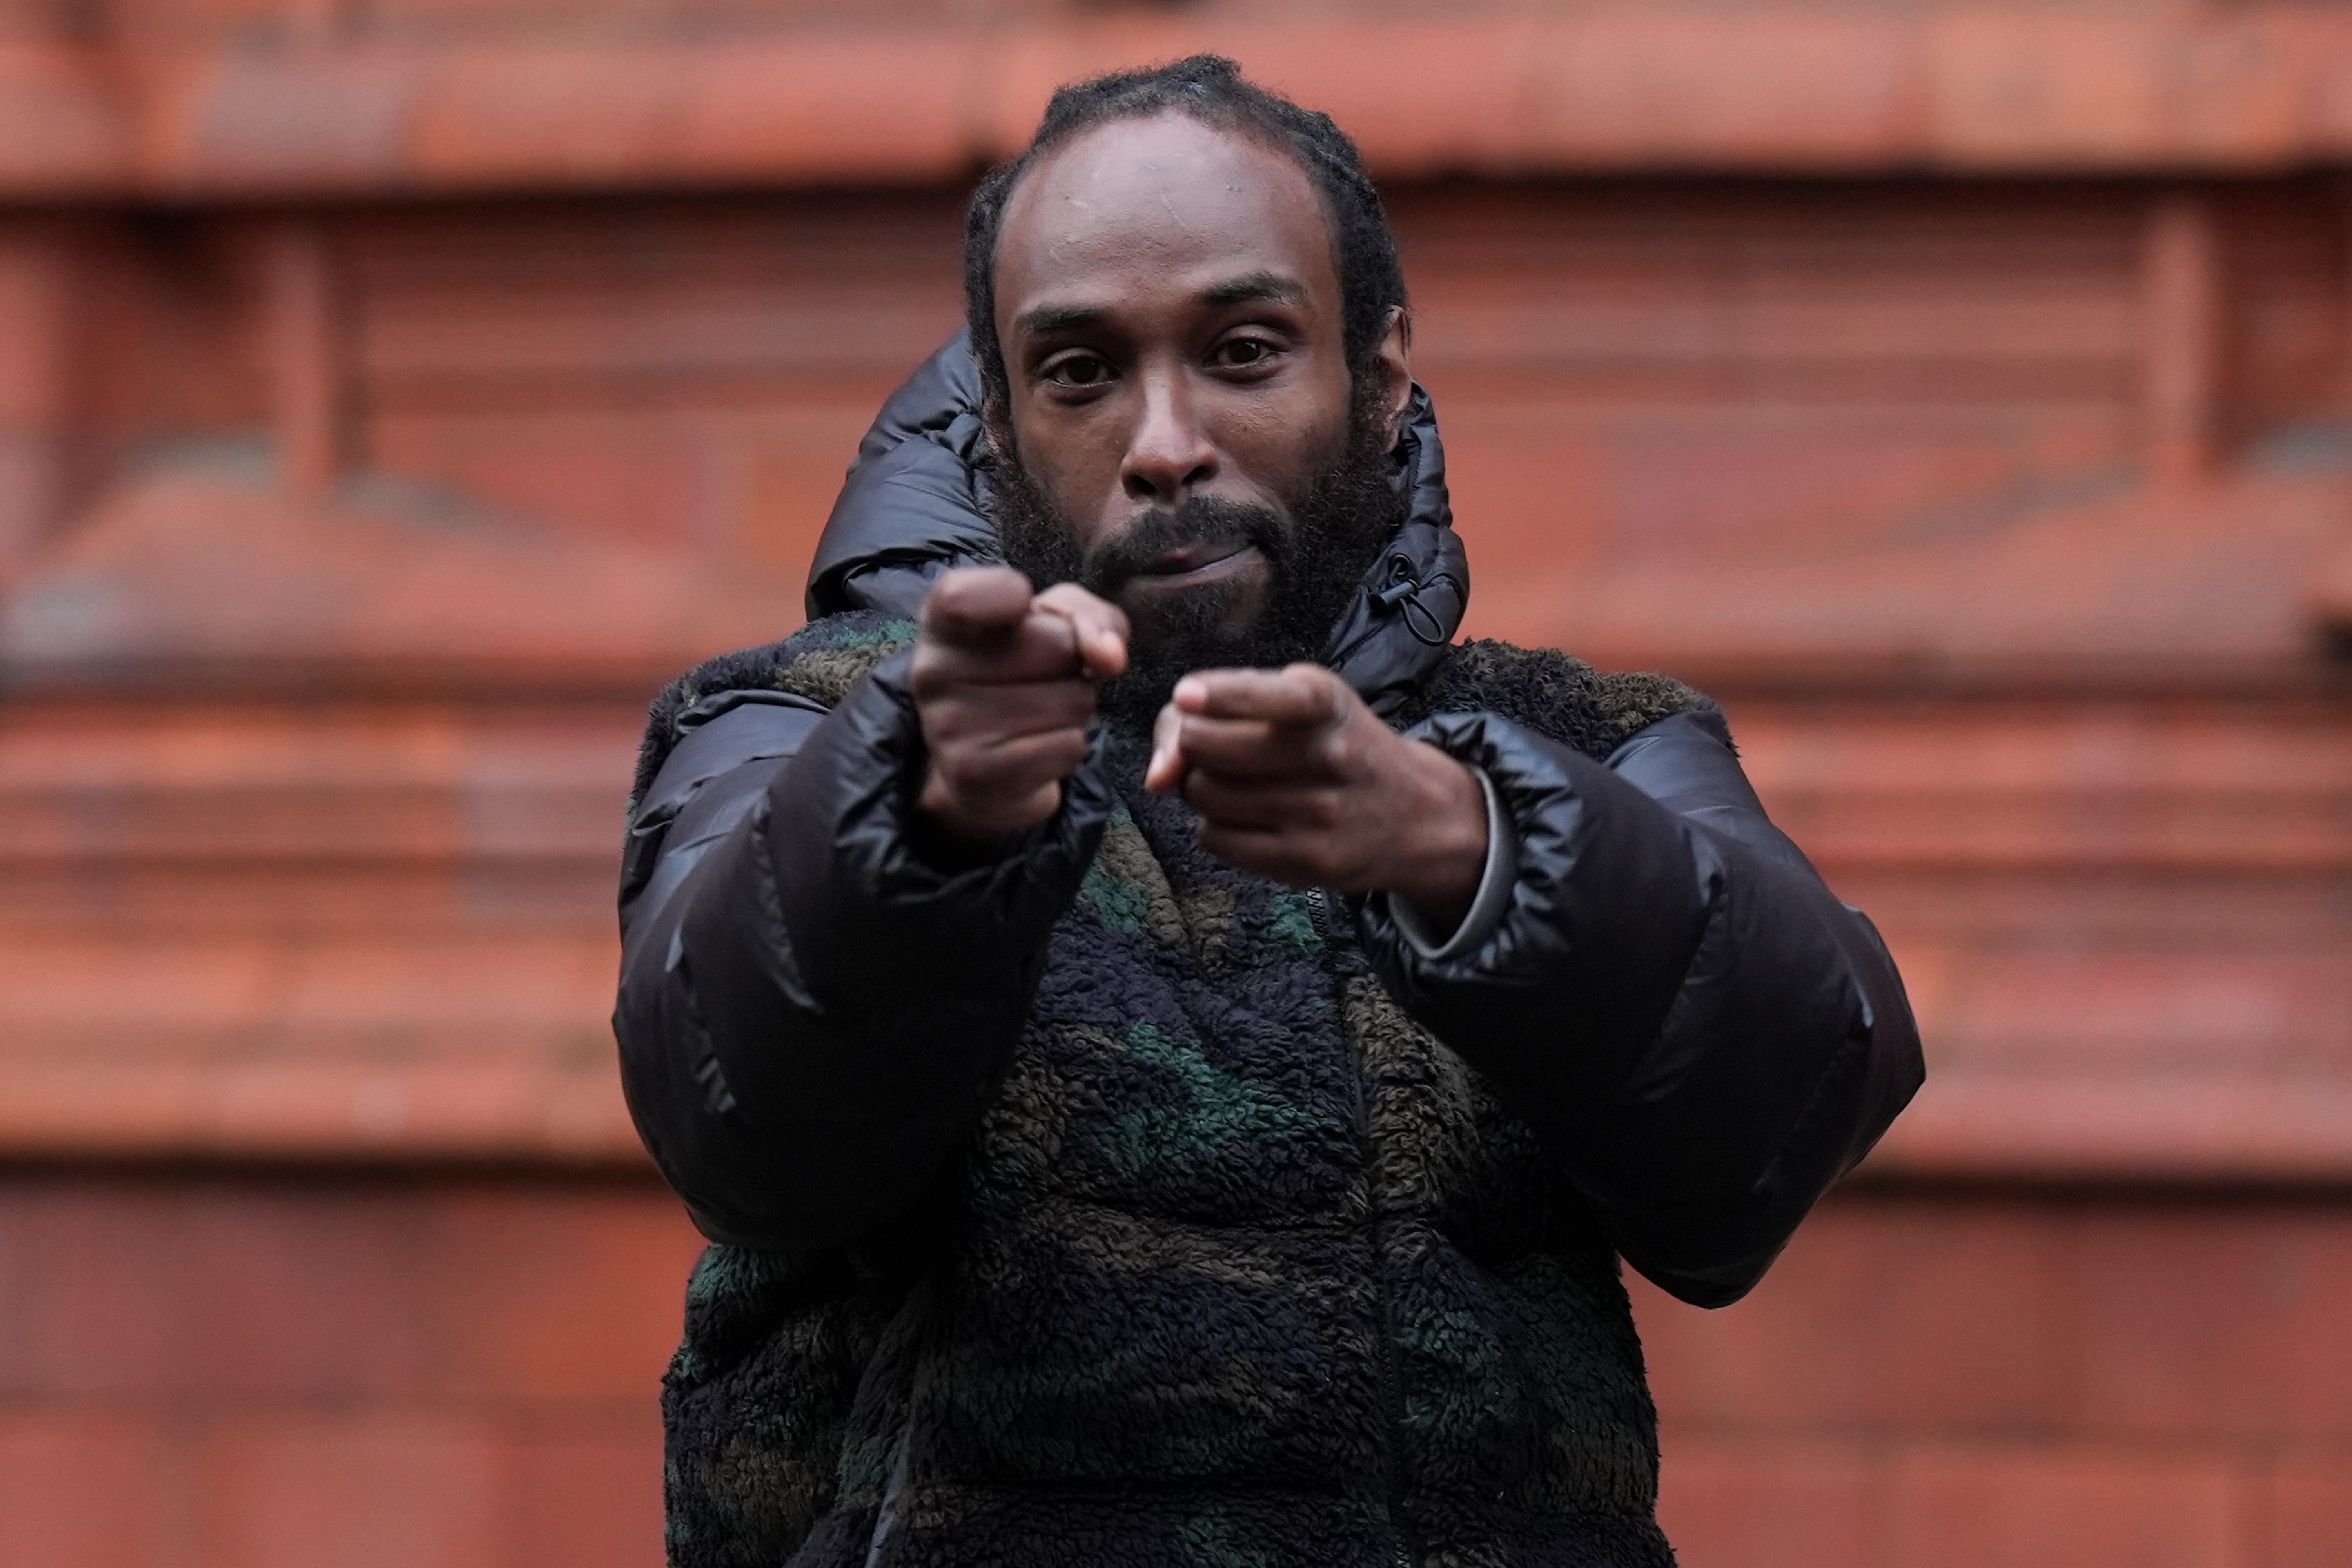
left=1171, top=664, right=1342, bottom=728
left=1033, top=583, right=1130, bottom=680
left=920, top=566, right=1035, bottom=649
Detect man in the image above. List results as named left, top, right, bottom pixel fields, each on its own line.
left=616, top=56, right=1920, bottom=1568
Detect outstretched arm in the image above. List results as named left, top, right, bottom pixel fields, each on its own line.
left=614, top=572, right=1129, bottom=1249
left=1152, top=666, right=1922, bottom=1307
left=1369, top=709, right=1920, bottom=1307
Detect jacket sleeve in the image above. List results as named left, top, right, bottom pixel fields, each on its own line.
left=612, top=653, right=1114, bottom=1249
left=1353, top=708, right=1923, bottom=1308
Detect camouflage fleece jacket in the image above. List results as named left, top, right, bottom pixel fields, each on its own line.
left=614, top=605, right=1921, bottom=1568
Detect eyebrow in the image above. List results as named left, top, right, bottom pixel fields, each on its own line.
left=1198, top=271, right=1308, bottom=309
left=1012, top=303, right=1111, bottom=339
left=1011, top=272, right=1313, bottom=341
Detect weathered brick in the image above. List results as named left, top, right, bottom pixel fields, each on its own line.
left=192, top=1412, right=505, bottom=1568
left=1634, top=1197, right=2069, bottom=1432
left=1889, top=1444, right=2236, bottom=1568
left=0, top=1414, right=167, bottom=1568
left=425, top=1187, right=703, bottom=1406
left=1656, top=1435, right=1883, bottom=1568
left=510, top=1414, right=668, bottom=1568
left=2067, top=1209, right=2352, bottom=1441
left=2259, top=1457, right=2352, bottom=1568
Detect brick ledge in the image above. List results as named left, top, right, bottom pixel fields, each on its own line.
left=20, top=8, right=2352, bottom=200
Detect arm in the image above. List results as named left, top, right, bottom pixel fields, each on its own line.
left=1147, top=667, right=1918, bottom=1306
left=613, top=573, right=1131, bottom=1250
left=1355, top=708, right=1923, bottom=1307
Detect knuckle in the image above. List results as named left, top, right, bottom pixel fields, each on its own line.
left=915, top=709, right=965, bottom=752
left=933, top=753, right=978, bottom=795
left=923, top=574, right=977, bottom=620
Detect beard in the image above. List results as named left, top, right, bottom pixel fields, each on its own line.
left=990, top=387, right=1408, bottom=736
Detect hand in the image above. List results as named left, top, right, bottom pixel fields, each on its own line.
left=1146, top=663, right=1487, bottom=930
left=911, top=566, right=1129, bottom=847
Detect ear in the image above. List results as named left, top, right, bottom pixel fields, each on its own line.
left=1371, top=305, right=1414, bottom=450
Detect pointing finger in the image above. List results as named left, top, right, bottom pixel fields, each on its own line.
left=1172, top=664, right=1344, bottom=728
left=920, top=566, right=1036, bottom=649
left=1163, top=713, right=1328, bottom=781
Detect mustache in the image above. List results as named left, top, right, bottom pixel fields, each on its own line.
left=1077, top=497, right=1288, bottom=600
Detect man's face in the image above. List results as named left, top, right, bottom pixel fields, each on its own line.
left=987, top=111, right=1410, bottom=704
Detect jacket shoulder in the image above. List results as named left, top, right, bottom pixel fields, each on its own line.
left=631, top=610, right=916, bottom=809
left=1411, top=638, right=1718, bottom=763
left=805, top=331, right=998, bottom=619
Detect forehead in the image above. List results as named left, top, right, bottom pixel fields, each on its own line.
left=993, top=112, right=1339, bottom=325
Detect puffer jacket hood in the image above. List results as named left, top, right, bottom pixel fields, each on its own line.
left=805, top=330, right=1469, bottom=717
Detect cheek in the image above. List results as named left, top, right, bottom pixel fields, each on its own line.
left=1009, top=405, right=1128, bottom=541
left=1224, top=388, right=1348, bottom=497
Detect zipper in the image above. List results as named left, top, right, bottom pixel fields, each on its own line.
left=1307, top=889, right=1416, bottom=1568
left=1305, top=885, right=1337, bottom=946
left=1370, top=1230, right=1414, bottom=1568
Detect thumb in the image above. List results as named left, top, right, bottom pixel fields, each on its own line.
left=1032, top=583, right=1131, bottom=680
left=1144, top=700, right=1187, bottom=795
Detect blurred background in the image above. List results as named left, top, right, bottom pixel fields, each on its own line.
left=1, top=0, right=2348, bottom=1564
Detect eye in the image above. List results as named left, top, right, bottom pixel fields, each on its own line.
left=1042, top=352, right=1116, bottom=390
left=1209, top=335, right=1284, bottom=372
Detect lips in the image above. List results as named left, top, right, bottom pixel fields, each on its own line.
left=1077, top=497, right=1285, bottom=607
left=1126, top=541, right=1261, bottom=592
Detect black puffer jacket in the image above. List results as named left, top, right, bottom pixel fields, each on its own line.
left=621, top=338, right=1910, bottom=1307
left=613, top=336, right=1922, bottom=1565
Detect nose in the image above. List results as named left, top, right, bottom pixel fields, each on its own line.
left=1120, top=362, right=1217, bottom=506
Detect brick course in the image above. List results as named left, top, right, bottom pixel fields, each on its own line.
left=3, top=1182, right=2341, bottom=1568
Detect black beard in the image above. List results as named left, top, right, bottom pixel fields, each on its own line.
left=990, top=392, right=1407, bottom=736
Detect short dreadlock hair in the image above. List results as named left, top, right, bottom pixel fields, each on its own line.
left=963, top=54, right=1408, bottom=415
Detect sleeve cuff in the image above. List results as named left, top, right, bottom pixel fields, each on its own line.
left=1387, top=765, right=1518, bottom=963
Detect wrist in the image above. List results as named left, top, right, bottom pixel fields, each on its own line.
left=915, top=768, right=1032, bottom=856
left=1388, top=746, right=1488, bottom=931
left=911, top=802, right=1009, bottom=873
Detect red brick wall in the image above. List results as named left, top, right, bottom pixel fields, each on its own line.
left=14, top=176, right=2346, bottom=678
left=1642, top=1193, right=2352, bottom=1568
left=5, top=1180, right=2345, bottom=1568
left=0, top=1176, right=701, bottom=1568
left=3, top=5, right=2349, bottom=1565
